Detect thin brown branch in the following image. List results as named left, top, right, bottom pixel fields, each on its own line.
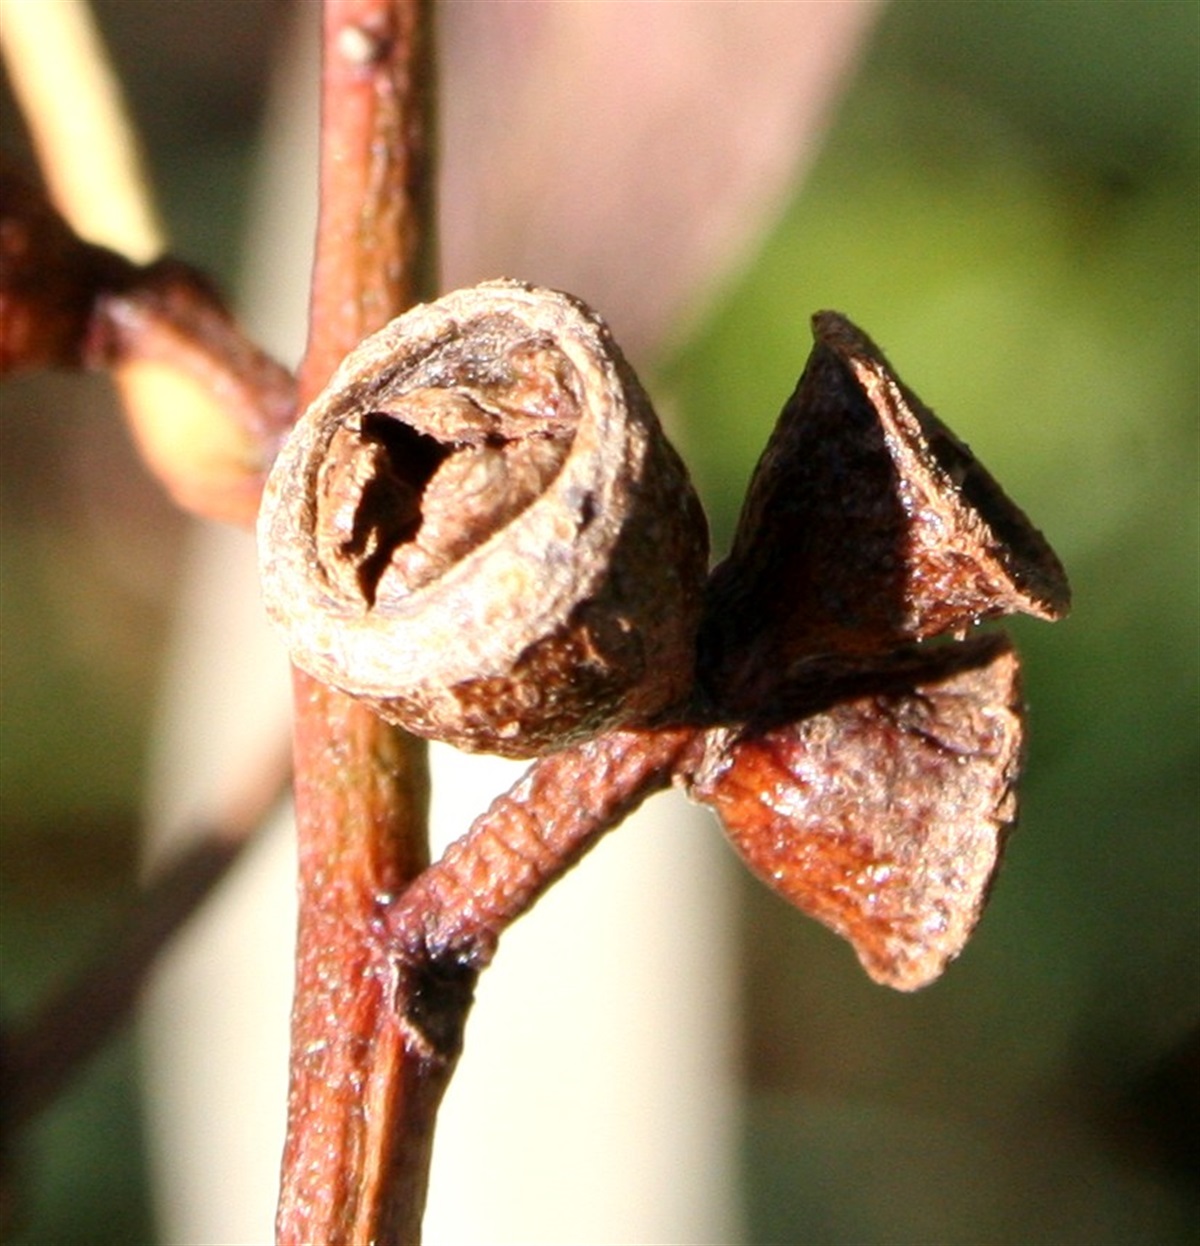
left=95, top=256, right=296, bottom=525
left=383, top=727, right=699, bottom=975
left=280, top=724, right=697, bottom=1243
left=296, top=0, right=436, bottom=402
left=276, top=2, right=438, bottom=1243
left=0, top=168, right=296, bottom=525
left=2, top=0, right=296, bottom=527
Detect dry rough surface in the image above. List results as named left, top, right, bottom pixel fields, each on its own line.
left=260, top=280, right=709, bottom=756
left=701, top=311, right=1070, bottom=713
left=684, top=634, right=1024, bottom=990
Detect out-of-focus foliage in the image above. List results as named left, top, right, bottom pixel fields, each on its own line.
left=0, top=0, right=271, bottom=1237
left=662, top=2, right=1198, bottom=1242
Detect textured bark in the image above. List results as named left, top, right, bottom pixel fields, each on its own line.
left=276, top=2, right=441, bottom=1243
left=384, top=726, right=698, bottom=969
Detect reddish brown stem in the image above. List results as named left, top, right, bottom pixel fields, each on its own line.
left=277, top=2, right=438, bottom=1243
left=296, top=0, right=436, bottom=403
left=281, top=723, right=696, bottom=1243
left=384, top=727, right=699, bottom=974
left=279, top=674, right=432, bottom=1243
left=0, top=168, right=295, bottom=526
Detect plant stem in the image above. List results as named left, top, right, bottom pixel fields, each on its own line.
left=0, top=0, right=164, bottom=261
left=384, top=727, right=698, bottom=973
left=296, top=0, right=437, bottom=402
left=1, top=2, right=295, bottom=527
left=276, top=2, right=438, bottom=1243
left=279, top=676, right=433, bottom=1244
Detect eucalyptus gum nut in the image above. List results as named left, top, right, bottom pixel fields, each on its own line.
left=682, top=633, right=1025, bottom=991
left=700, top=311, right=1071, bottom=712
left=258, top=281, right=709, bottom=757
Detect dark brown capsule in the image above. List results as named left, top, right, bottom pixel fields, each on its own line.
left=681, top=633, right=1024, bottom=991
left=700, top=311, right=1070, bottom=712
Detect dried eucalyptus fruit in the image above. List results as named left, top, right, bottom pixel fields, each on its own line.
left=682, top=311, right=1072, bottom=988
left=701, top=311, right=1070, bottom=711
left=258, top=280, right=709, bottom=757
left=683, top=634, right=1024, bottom=990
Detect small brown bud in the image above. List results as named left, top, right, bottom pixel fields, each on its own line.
left=701, top=312, right=1070, bottom=711
left=258, top=281, right=709, bottom=757
left=681, top=634, right=1023, bottom=991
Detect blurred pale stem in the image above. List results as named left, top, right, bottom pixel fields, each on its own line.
left=0, top=0, right=163, bottom=259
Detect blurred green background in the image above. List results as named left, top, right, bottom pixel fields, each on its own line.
left=662, top=3, right=1199, bottom=1242
left=2, top=1, right=1196, bottom=1243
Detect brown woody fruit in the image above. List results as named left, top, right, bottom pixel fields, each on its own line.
left=682, top=634, right=1023, bottom=991
left=258, top=280, right=709, bottom=757
left=700, top=311, right=1070, bottom=712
